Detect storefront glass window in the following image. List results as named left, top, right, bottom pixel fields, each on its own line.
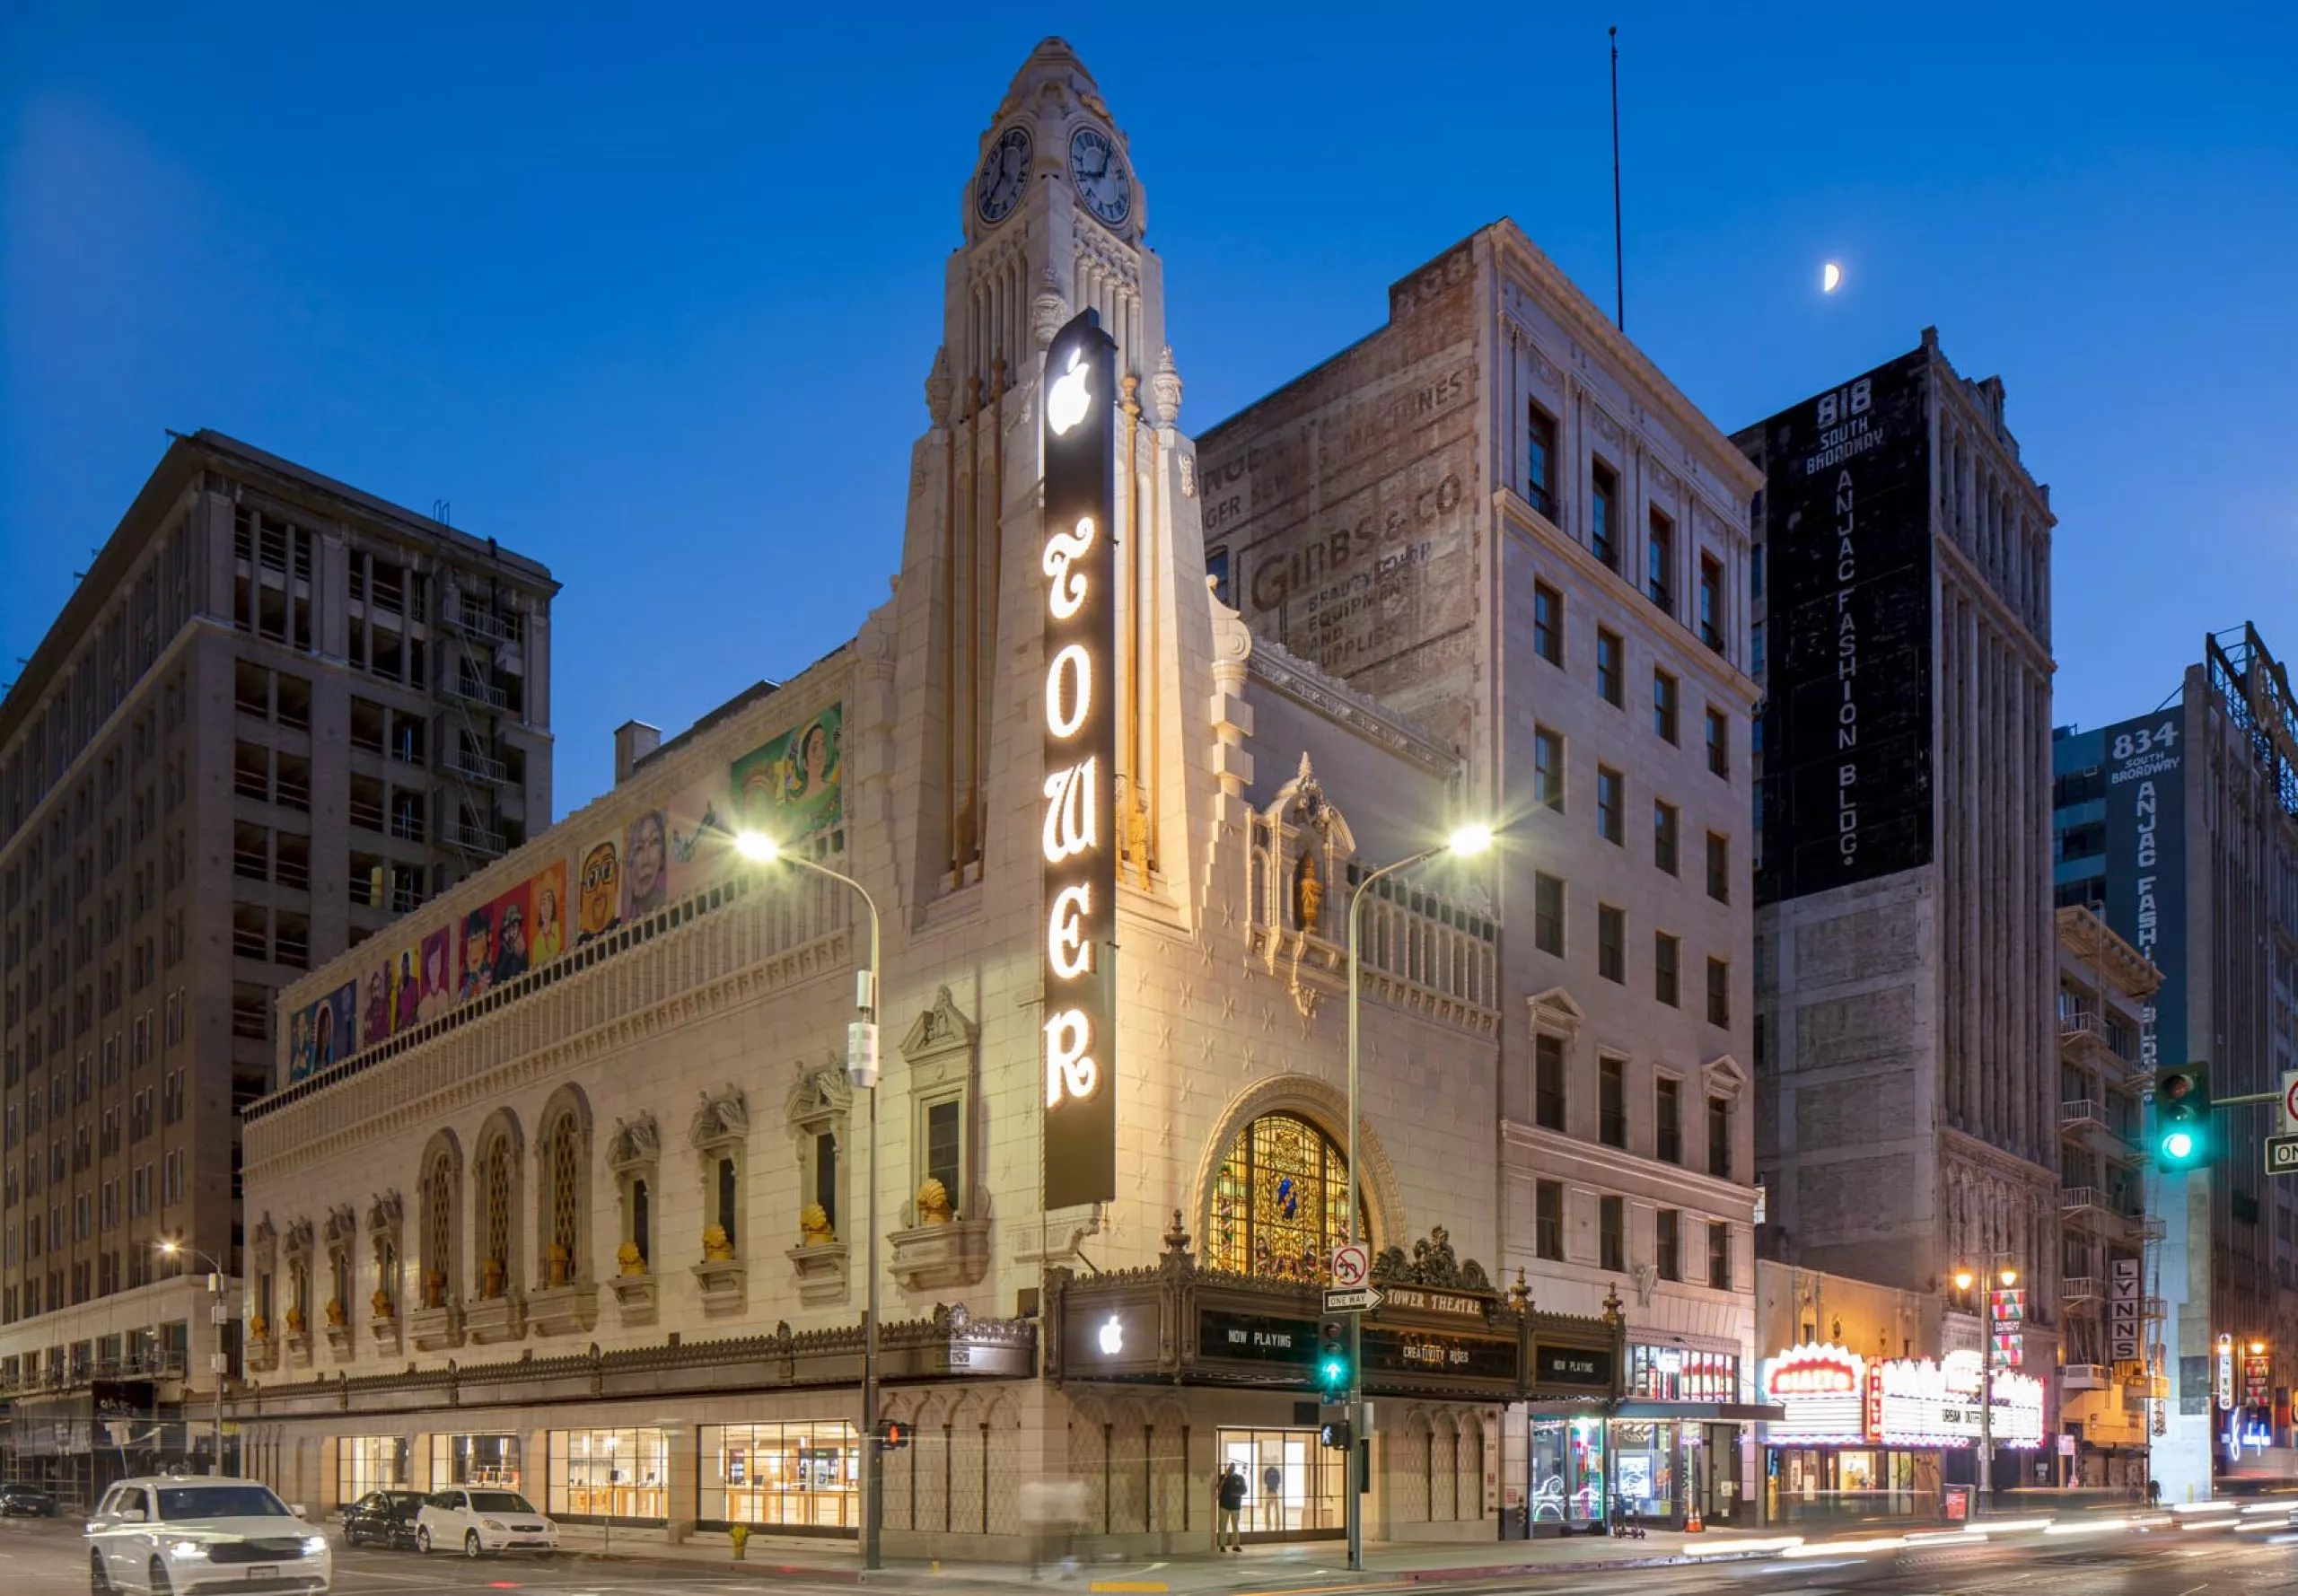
left=1215, top=1427, right=1345, bottom=1537
left=702, top=1420, right=858, bottom=1530
left=1610, top=1421, right=1676, bottom=1520
left=431, top=1432, right=521, bottom=1491
left=1629, top=1346, right=1741, bottom=1401
left=1207, top=1113, right=1364, bottom=1284
left=548, top=1428, right=669, bottom=1521
left=1529, top=1419, right=1606, bottom=1528
left=337, top=1435, right=408, bottom=1504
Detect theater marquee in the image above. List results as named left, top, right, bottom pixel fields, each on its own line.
left=1040, top=309, right=1119, bottom=1210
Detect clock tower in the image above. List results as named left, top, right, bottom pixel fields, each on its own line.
left=885, top=38, right=1210, bottom=924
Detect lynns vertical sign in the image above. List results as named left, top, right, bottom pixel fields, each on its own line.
left=1040, top=308, right=1119, bottom=1209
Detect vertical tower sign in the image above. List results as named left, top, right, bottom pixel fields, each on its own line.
left=1040, top=308, right=1119, bottom=1209
left=1756, top=348, right=1934, bottom=904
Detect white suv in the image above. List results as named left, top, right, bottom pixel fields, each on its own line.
left=413, top=1487, right=559, bottom=1557
left=85, top=1477, right=330, bottom=1594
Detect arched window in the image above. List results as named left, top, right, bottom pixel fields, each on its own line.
left=541, top=1105, right=584, bottom=1288
left=478, top=1136, right=513, bottom=1297
left=1207, top=1113, right=1366, bottom=1282
left=419, top=1137, right=460, bottom=1310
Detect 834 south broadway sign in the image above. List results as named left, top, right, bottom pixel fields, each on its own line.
left=1040, top=310, right=1120, bottom=1210
left=1753, top=348, right=1934, bottom=905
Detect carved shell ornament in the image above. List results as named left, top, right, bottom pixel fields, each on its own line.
left=916, top=1178, right=955, bottom=1224
left=800, top=1203, right=836, bottom=1245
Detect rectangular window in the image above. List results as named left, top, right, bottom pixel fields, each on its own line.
left=1750, top=542, right=1766, bottom=599
left=1592, top=462, right=1619, bottom=571
left=1533, top=873, right=1566, bottom=957
left=548, top=1427, right=671, bottom=1521
left=812, top=1131, right=838, bottom=1231
left=1656, top=1078, right=1682, bottom=1165
left=1706, top=707, right=1730, bottom=777
left=925, top=1099, right=962, bottom=1214
left=1656, top=1209, right=1681, bottom=1282
left=1646, top=508, right=1675, bottom=614
left=1534, top=727, right=1565, bottom=811
left=1706, top=832, right=1731, bottom=903
left=1653, top=670, right=1680, bottom=744
left=1599, top=1057, right=1626, bottom=1149
left=1597, top=767, right=1624, bottom=845
left=1750, top=621, right=1766, bottom=678
left=1708, top=1096, right=1732, bottom=1180
left=1600, top=1196, right=1625, bottom=1272
left=700, top=1420, right=860, bottom=1530
left=1653, top=801, right=1679, bottom=875
left=1535, top=1180, right=1564, bottom=1261
left=1698, top=555, right=1724, bottom=652
left=1709, top=1222, right=1733, bottom=1290
left=1654, top=934, right=1680, bottom=1007
left=1596, top=628, right=1623, bottom=706
left=1598, top=905, right=1625, bottom=984
left=1533, top=582, right=1564, bottom=667
left=1707, top=957, right=1731, bottom=1027
left=1527, top=406, right=1558, bottom=518
left=1535, top=1034, right=1566, bottom=1132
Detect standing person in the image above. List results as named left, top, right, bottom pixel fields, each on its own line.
left=1215, top=1463, right=1246, bottom=1553
left=1262, top=1462, right=1283, bottom=1530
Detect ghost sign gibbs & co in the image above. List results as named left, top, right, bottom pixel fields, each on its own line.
left=1040, top=309, right=1120, bottom=1212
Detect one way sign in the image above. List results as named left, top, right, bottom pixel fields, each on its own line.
left=2268, top=1134, right=2298, bottom=1175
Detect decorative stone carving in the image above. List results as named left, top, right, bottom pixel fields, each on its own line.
left=690, top=1088, right=748, bottom=1153
left=702, top=1224, right=734, bottom=1263
left=887, top=1215, right=991, bottom=1293
left=800, top=1204, right=835, bottom=1245
left=465, top=1283, right=527, bottom=1345
left=605, top=1115, right=661, bottom=1173
left=1368, top=1225, right=1493, bottom=1293
left=690, top=1255, right=747, bottom=1316
left=1031, top=268, right=1069, bottom=352
left=616, top=1241, right=645, bottom=1276
left=785, top=1238, right=850, bottom=1306
left=1151, top=346, right=1183, bottom=430
left=925, top=345, right=953, bottom=425
left=530, top=1278, right=600, bottom=1337
left=916, top=1178, right=954, bottom=1225
left=408, top=1298, right=463, bottom=1353
left=610, top=1267, right=658, bottom=1327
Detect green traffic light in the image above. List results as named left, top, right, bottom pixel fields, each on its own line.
left=2164, top=1129, right=2196, bottom=1162
left=1320, top=1358, right=1346, bottom=1384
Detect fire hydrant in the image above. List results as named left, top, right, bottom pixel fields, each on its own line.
left=730, top=1524, right=750, bottom=1560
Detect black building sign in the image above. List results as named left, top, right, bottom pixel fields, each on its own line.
left=1039, top=309, right=1120, bottom=1209
left=1197, top=1309, right=1317, bottom=1368
left=1756, top=347, right=1934, bottom=904
left=1362, top=1328, right=1518, bottom=1384
left=1531, top=1343, right=1615, bottom=1390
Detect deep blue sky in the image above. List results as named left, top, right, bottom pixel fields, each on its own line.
left=5, top=4, right=2293, bottom=814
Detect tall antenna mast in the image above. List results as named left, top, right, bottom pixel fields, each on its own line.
left=1609, top=25, right=1625, bottom=330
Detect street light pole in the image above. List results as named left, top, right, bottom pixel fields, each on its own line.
left=1343, top=825, right=1492, bottom=1573
left=738, top=833, right=884, bottom=1569
left=156, top=1240, right=228, bottom=1475
left=1953, top=1263, right=2016, bottom=1513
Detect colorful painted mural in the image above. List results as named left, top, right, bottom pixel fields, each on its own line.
left=626, top=809, right=669, bottom=918
left=285, top=981, right=358, bottom=1083
left=731, top=704, right=843, bottom=851
left=528, top=860, right=568, bottom=968
left=664, top=780, right=735, bottom=899
left=486, top=877, right=535, bottom=987
left=576, top=837, right=621, bottom=945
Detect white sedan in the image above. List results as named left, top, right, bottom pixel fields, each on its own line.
left=413, top=1487, right=559, bottom=1557
left=85, top=1477, right=331, bottom=1593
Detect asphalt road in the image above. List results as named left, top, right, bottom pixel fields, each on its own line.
left=0, top=1516, right=768, bottom=1594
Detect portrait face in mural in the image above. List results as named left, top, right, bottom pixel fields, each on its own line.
left=531, top=884, right=563, bottom=965
left=462, top=908, right=496, bottom=999
left=312, top=1003, right=335, bottom=1068
left=577, top=840, right=621, bottom=943
left=493, top=899, right=530, bottom=984
left=287, top=1011, right=311, bottom=1079
left=799, top=722, right=832, bottom=794
left=627, top=811, right=667, bottom=916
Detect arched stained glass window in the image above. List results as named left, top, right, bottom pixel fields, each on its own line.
left=1207, top=1113, right=1364, bottom=1282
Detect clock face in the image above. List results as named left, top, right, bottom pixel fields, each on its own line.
left=1067, top=125, right=1132, bottom=229
left=975, top=125, right=1032, bottom=225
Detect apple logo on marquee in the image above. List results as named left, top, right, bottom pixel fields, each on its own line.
left=1098, top=1316, right=1124, bottom=1356
left=1047, top=348, right=1092, bottom=436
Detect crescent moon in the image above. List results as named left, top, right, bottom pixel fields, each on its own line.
left=1822, top=262, right=1843, bottom=293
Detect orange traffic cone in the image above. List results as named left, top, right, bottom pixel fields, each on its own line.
left=1685, top=1499, right=1704, bottom=1533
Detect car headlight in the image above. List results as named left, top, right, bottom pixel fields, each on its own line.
left=168, top=1540, right=210, bottom=1560
left=481, top=1519, right=506, bottom=1530
left=303, top=1535, right=329, bottom=1555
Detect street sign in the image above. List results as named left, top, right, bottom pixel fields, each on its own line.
left=2283, top=1070, right=2298, bottom=1133
left=1322, top=1286, right=1383, bottom=1315
left=1330, top=1242, right=1370, bottom=1287
left=2267, top=1134, right=2298, bottom=1175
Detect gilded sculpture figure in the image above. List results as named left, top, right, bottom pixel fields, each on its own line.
left=916, top=1177, right=955, bottom=1225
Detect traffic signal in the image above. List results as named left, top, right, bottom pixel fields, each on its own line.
left=1318, top=1320, right=1348, bottom=1398
left=875, top=1420, right=910, bottom=1451
left=2153, top=1065, right=2211, bottom=1170
left=1319, top=1420, right=1352, bottom=1451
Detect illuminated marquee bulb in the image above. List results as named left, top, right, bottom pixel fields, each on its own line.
left=1042, top=517, right=1095, bottom=620
left=1047, top=884, right=1094, bottom=979
left=1041, top=759, right=1099, bottom=863
left=1045, top=1009, right=1097, bottom=1105
left=1046, top=645, right=1092, bottom=739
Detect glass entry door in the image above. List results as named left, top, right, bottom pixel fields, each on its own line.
left=1217, top=1428, right=1344, bottom=1539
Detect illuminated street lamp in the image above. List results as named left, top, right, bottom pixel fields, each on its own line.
left=157, top=1238, right=228, bottom=1475
left=1953, top=1259, right=2019, bottom=1512
left=1343, top=822, right=1495, bottom=1570
left=736, top=830, right=885, bottom=1569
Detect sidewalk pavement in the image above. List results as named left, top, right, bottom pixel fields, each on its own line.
left=551, top=1523, right=1806, bottom=1589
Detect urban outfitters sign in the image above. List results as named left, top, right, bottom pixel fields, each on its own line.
left=1040, top=309, right=1120, bottom=1210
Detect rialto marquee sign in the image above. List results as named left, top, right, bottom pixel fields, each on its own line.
left=1039, top=309, right=1120, bottom=1210
left=1760, top=1345, right=2043, bottom=1450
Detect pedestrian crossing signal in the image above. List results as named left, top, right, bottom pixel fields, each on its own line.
left=1320, top=1421, right=1352, bottom=1451
left=876, top=1420, right=911, bottom=1451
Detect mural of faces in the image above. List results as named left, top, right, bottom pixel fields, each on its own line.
left=627, top=811, right=668, bottom=916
